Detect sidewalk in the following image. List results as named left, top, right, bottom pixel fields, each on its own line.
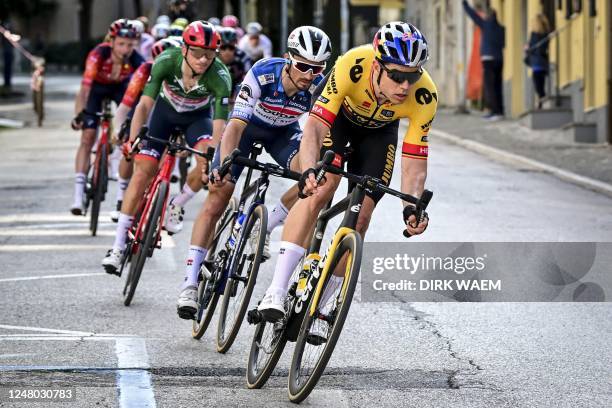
left=0, top=74, right=79, bottom=126
left=431, top=109, right=612, bottom=188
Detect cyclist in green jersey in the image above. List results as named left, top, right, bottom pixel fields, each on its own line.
left=102, top=21, right=231, bottom=274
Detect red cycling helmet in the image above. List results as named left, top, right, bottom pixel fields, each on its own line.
left=151, top=38, right=181, bottom=59
left=182, top=21, right=220, bottom=50
left=221, top=15, right=239, bottom=28
left=109, top=19, right=140, bottom=39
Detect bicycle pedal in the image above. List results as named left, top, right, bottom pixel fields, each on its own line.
left=306, top=334, right=327, bottom=346
left=246, top=308, right=262, bottom=325
left=177, top=306, right=197, bottom=320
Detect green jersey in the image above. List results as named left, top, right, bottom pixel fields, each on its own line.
left=142, top=47, right=232, bottom=119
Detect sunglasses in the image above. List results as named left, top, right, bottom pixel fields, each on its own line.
left=219, top=44, right=236, bottom=51
left=379, top=62, right=422, bottom=85
left=289, top=56, right=325, bottom=75
left=189, top=47, right=216, bottom=60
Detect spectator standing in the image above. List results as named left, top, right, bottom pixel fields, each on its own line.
left=1, top=19, right=16, bottom=90
left=463, top=0, right=506, bottom=121
left=525, top=14, right=550, bottom=109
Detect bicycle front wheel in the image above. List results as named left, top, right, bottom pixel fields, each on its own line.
left=216, top=204, right=268, bottom=353
left=288, top=231, right=363, bottom=403
left=123, top=181, right=167, bottom=306
left=192, top=197, right=238, bottom=339
left=89, top=146, right=107, bottom=236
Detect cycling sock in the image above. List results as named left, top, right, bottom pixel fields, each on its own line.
left=172, top=159, right=181, bottom=177
left=172, top=184, right=196, bottom=207
left=184, top=245, right=207, bottom=288
left=73, top=173, right=86, bottom=204
left=112, top=213, right=134, bottom=251
left=109, top=148, right=121, bottom=178
left=116, top=177, right=130, bottom=202
left=266, top=201, right=289, bottom=233
left=317, top=275, right=344, bottom=313
left=269, top=241, right=305, bottom=295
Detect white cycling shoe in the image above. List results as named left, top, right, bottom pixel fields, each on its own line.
left=176, top=285, right=198, bottom=320
left=257, top=290, right=285, bottom=322
left=164, top=203, right=184, bottom=235
left=102, top=248, right=123, bottom=276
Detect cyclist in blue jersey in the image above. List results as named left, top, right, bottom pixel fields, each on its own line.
left=176, top=26, right=332, bottom=319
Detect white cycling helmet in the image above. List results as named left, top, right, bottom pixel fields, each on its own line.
left=287, top=26, right=332, bottom=63
left=246, top=22, right=263, bottom=35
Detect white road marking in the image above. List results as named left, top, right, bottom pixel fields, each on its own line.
left=0, top=229, right=114, bottom=236
left=0, top=272, right=105, bottom=283
left=0, top=244, right=109, bottom=251
left=115, top=337, right=156, bottom=408
left=0, top=328, right=156, bottom=405
left=0, top=324, right=96, bottom=336
left=0, top=213, right=96, bottom=223
left=160, top=232, right=175, bottom=248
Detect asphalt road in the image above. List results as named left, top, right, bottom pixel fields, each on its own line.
left=0, top=97, right=610, bottom=407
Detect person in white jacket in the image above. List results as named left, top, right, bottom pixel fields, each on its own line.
left=238, top=22, right=272, bottom=63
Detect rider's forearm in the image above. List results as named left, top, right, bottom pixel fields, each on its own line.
left=74, top=85, right=90, bottom=115
left=400, top=157, right=427, bottom=204
left=219, top=119, right=245, bottom=160
left=113, top=104, right=130, bottom=135
left=129, top=97, right=153, bottom=142
left=300, top=116, right=328, bottom=171
left=211, top=119, right=226, bottom=150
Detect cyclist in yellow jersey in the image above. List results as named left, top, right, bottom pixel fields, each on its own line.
left=258, top=22, right=435, bottom=324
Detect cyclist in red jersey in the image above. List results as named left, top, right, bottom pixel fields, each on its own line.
left=70, top=19, right=145, bottom=215
left=109, top=38, right=182, bottom=222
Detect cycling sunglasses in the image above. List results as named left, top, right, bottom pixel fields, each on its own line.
left=379, top=62, right=422, bottom=85
left=189, top=47, right=216, bottom=60
left=289, top=56, right=326, bottom=75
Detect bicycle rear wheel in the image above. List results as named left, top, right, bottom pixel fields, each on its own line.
left=191, top=197, right=238, bottom=339
left=288, top=231, right=362, bottom=403
left=123, top=181, right=167, bottom=306
left=216, top=204, right=268, bottom=353
left=89, top=146, right=107, bottom=236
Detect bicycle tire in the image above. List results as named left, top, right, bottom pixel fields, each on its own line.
left=191, top=197, right=238, bottom=339
left=123, top=181, right=167, bottom=306
left=216, top=204, right=268, bottom=353
left=246, top=317, right=288, bottom=389
left=90, top=146, right=107, bottom=236
left=288, top=231, right=363, bottom=403
left=246, top=258, right=304, bottom=389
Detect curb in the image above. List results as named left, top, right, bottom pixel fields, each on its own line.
left=429, top=128, right=612, bottom=199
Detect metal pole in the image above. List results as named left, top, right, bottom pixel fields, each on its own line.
left=340, top=0, right=349, bottom=53
left=281, top=0, right=288, bottom=53
left=456, top=4, right=469, bottom=114
left=240, top=0, right=247, bottom=28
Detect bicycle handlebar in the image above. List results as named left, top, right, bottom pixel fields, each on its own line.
left=218, top=149, right=301, bottom=181
left=318, top=149, right=433, bottom=239
left=130, top=127, right=215, bottom=160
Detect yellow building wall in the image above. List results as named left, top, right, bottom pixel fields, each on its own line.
left=553, top=0, right=607, bottom=110
left=589, top=0, right=608, bottom=109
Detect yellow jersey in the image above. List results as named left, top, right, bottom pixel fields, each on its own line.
left=311, top=45, right=438, bottom=160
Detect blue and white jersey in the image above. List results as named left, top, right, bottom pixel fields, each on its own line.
left=230, top=58, right=323, bottom=129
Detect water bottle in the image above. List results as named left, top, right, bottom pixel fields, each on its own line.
left=228, top=213, right=246, bottom=249
left=295, top=253, right=321, bottom=297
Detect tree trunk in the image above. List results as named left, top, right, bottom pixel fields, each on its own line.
left=79, top=0, right=93, bottom=42
left=133, top=0, right=143, bottom=16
